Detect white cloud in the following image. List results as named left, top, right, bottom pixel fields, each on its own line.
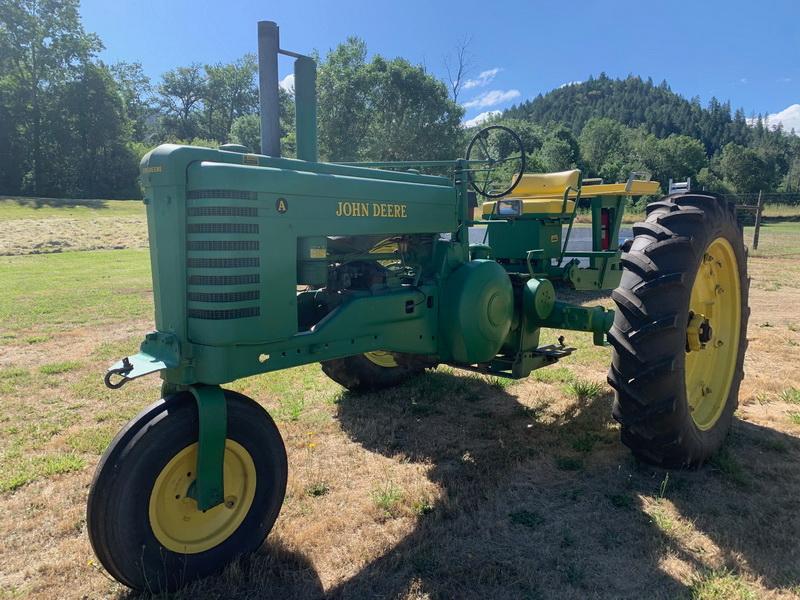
left=462, top=89, right=521, bottom=109
left=279, top=73, right=295, bottom=94
left=559, top=80, right=582, bottom=88
left=739, top=77, right=748, bottom=84
left=463, top=68, right=501, bottom=90
left=766, top=104, right=800, bottom=133
left=463, top=110, right=501, bottom=128
left=748, top=104, right=800, bottom=134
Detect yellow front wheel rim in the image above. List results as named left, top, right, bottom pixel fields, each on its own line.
left=364, top=351, right=399, bottom=368
left=685, top=237, right=741, bottom=430
left=149, top=440, right=257, bottom=554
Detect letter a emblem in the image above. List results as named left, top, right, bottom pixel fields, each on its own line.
left=276, top=198, right=288, bottom=214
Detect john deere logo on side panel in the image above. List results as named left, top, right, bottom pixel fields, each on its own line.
left=335, top=201, right=408, bottom=218
left=276, top=198, right=288, bottom=214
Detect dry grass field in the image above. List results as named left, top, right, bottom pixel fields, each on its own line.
left=1, top=198, right=799, bottom=599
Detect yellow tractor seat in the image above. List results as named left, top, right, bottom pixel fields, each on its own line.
left=482, top=169, right=581, bottom=216
left=509, top=169, right=581, bottom=198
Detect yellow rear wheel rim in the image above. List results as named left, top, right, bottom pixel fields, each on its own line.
left=685, top=237, right=741, bottom=430
left=149, top=440, right=257, bottom=554
left=363, top=351, right=399, bottom=368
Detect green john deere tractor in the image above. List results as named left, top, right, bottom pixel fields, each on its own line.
left=87, top=21, right=749, bottom=592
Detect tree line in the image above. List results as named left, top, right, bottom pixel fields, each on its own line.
left=500, top=75, right=800, bottom=194
left=0, top=0, right=465, bottom=199
left=1, top=0, right=797, bottom=200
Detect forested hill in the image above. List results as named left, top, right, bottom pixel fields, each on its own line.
left=503, top=74, right=758, bottom=155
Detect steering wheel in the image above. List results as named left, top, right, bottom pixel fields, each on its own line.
left=465, top=125, right=526, bottom=198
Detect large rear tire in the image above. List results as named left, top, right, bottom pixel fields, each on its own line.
left=321, top=352, right=435, bottom=392
left=87, top=391, right=287, bottom=592
left=608, top=193, right=749, bottom=467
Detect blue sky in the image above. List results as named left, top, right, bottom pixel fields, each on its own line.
left=80, top=0, right=800, bottom=130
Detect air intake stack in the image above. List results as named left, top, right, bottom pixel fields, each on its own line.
left=257, top=20, right=317, bottom=161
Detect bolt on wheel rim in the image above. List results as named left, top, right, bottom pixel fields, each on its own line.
left=363, top=351, right=399, bottom=368
left=685, top=237, right=741, bottom=430
left=148, top=440, right=256, bottom=554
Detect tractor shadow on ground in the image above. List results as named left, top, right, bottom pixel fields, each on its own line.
left=121, top=372, right=800, bottom=599
left=327, top=371, right=800, bottom=599
left=120, top=542, right=325, bottom=600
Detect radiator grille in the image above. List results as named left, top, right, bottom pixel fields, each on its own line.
left=187, top=257, right=259, bottom=269
left=187, top=206, right=258, bottom=218
left=188, top=274, right=260, bottom=286
left=187, top=223, right=259, bottom=234
left=187, top=190, right=257, bottom=201
left=187, top=290, right=260, bottom=303
left=187, top=307, right=260, bottom=320
left=187, top=240, right=259, bottom=252
left=186, top=189, right=261, bottom=321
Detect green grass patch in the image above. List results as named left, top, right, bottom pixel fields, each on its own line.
left=565, top=379, right=605, bottom=402
left=709, top=447, right=750, bottom=487
left=0, top=367, right=32, bottom=394
left=532, top=366, right=575, bottom=384
left=39, top=360, right=82, bottom=375
left=372, top=481, right=404, bottom=516
left=746, top=222, right=800, bottom=258
left=788, top=412, right=800, bottom=426
left=0, top=452, right=86, bottom=492
left=0, top=249, right=152, bottom=340
left=304, top=481, right=330, bottom=498
left=92, top=336, right=144, bottom=361
left=648, top=503, right=675, bottom=534
left=64, top=425, right=116, bottom=455
left=780, top=387, right=800, bottom=404
left=690, top=569, right=756, bottom=600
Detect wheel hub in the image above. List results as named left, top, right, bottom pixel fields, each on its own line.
left=363, top=350, right=399, bottom=368
left=684, top=238, right=742, bottom=431
left=148, top=440, right=257, bottom=554
left=686, top=311, right=712, bottom=352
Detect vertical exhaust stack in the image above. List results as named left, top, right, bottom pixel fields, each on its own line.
left=293, top=55, right=317, bottom=162
left=257, top=20, right=318, bottom=162
left=257, top=21, right=281, bottom=157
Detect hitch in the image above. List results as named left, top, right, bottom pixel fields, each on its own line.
left=103, top=331, right=181, bottom=389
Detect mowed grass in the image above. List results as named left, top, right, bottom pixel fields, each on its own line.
left=0, top=197, right=144, bottom=221
left=0, top=210, right=799, bottom=598
left=0, top=249, right=152, bottom=341
left=0, top=197, right=147, bottom=255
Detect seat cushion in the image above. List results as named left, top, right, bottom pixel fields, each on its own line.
left=509, top=169, right=581, bottom=198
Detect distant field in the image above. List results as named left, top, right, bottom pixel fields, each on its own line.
left=0, top=198, right=146, bottom=255
left=0, top=201, right=799, bottom=599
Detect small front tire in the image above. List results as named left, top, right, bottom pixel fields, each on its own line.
left=87, top=390, right=287, bottom=592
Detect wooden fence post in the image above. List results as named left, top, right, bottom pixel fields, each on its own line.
left=752, top=190, right=764, bottom=250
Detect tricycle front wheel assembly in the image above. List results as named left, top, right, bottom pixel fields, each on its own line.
left=86, top=390, right=287, bottom=592
left=608, top=193, right=748, bottom=467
